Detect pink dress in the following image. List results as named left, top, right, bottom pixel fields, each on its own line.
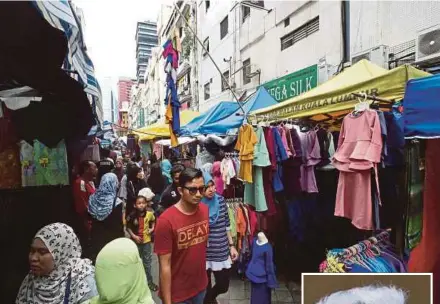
left=299, top=130, right=321, bottom=193
left=212, top=161, right=224, bottom=195
left=333, top=110, right=382, bottom=230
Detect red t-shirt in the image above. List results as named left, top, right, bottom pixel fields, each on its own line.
left=154, top=204, right=209, bottom=303
left=73, top=177, right=95, bottom=230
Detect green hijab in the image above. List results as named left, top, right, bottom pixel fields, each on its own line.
left=90, top=238, right=154, bottom=304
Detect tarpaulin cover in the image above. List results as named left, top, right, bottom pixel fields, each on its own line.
left=135, top=110, right=199, bottom=141
left=251, top=60, right=429, bottom=122
left=179, top=101, right=238, bottom=136
left=404, top=73, right=440, bottom=139
left=183, top=87, right=277, bottom=136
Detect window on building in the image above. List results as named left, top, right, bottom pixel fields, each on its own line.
left=204, top=82, right=211, bottom=100
left=281, top=16, right=319, bottom=51
left=242, top=58, right=251, bottom=85
left=205, top=0, right=210, bottom=12
left=222, top=70, right=230, bottom=91
left=220, top=15, right=229, bottom=40
left=203, top=37, right=210, bottom=57
left=284, top=17, right=290, bottom=27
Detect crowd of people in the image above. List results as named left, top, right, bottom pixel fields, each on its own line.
left=16, top=153, right=239, bottom=304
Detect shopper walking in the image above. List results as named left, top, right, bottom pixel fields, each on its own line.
left=155, top=167, right=209, bottom=304
left=161, top=159, right=173, bottom=184
left=16, top=223, right=97, bottom=304
left=88, top=173, right=124, bottom=263
left=126, top=163, right=148, bottom=216
left=147, top=162, right=168, bottom=206
left=126, top=188, right=158, bottom=291
left=202, top=172, right=238, bottom=304
left=114, top=157, right=124, bottom=182
left=90, top=238, right=154, bottom=304
left=160, top=164, right=185, bottom=211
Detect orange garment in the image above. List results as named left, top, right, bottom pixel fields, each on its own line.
left=165, top=100, right=178, bottom=147
left=235, top=124, right=258, bottom=183
left=236, top=206, right=246, bottom=251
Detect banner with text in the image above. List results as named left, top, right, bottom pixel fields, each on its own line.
left=261, top=64, right=318, bottom=103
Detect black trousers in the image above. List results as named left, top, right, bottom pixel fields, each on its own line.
left=204, top=268, right=231, bottom=302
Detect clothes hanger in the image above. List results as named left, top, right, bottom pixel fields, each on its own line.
left=354, top=92, right=370, bottom=114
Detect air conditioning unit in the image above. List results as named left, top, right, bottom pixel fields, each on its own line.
left=351, top=45, right=389, bottom=69
left=415, top=24, right=440, bottom=64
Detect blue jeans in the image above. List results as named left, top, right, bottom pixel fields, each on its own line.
left=137, top=242, right=153, bottom=285
left=174, top=289, right=206, bottom=304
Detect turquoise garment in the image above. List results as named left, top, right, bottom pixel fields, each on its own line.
left=33, top=140, right=69, bottom=186
left=161, top=159, right=172, bottom=183
left=202, top=172, right=221, bottom=225
left=244, top=126, right=270, bottom=212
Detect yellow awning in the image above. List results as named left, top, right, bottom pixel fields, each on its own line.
left=251, top=60, right=430, bottom=122
left=135, top=110, right=200, bottom=141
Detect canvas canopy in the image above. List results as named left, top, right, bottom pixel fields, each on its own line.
left=251, top=60, right=429, bottom=122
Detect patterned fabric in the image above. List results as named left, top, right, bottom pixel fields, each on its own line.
left=88, top=173, right=121, bottom=221
left=16, top=223, right=94, bottom=304
left=0, top=145, right=21, bottom=189
left=20, top=140, right=37, bottom=187
left=33, top=140, right=69, bottom=186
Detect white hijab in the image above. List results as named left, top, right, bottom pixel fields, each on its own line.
left=16, top=223, right=94, bottom=304
left=316, top=285, right=407, bottom=304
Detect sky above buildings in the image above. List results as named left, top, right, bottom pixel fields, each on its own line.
left=77, top=0, right=169, bottom=87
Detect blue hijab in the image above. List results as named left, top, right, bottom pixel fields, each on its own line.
left=89, top=173, right=120, bottom=221
left=202, top=172, right=221, bottom=225
left=161, top=159, right=172, bottom=183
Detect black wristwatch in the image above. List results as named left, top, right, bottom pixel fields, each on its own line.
left=229, top=243, right=234, bottom=247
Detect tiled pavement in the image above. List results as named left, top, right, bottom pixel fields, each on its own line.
left=150, top=251, right=301, bottom=303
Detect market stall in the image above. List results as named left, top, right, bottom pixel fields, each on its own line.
left=401, top=73, right=440, bottom=303
left=224, top=60, right=430, bottom=279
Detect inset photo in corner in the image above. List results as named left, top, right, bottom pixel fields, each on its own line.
left=301, top=273, right=432, bottom=304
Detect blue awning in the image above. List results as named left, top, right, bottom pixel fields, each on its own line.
left=404, top=74, right=440, bottom=139
left=181, top=87, right=277, bottom=136
left=32, top=0, right=102, bottom=122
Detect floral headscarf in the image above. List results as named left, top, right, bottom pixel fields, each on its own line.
left=16, top=223, right=94, bottom=304
left=88, top=173, right=121, bottom=221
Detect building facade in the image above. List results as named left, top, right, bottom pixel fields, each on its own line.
left=136, top=21, right=159, bottom=83
left=117, top=77, right=135, bottom=126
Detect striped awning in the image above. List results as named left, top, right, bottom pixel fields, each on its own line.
left=32, top=0, right=102, bottom=121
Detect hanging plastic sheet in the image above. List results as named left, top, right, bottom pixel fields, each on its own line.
left=404, top=73, right=440, bottom=139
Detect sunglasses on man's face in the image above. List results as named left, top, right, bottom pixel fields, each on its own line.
left=182, top=186, right=206, bottom=195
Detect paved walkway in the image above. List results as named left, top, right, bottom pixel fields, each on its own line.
left=150, top=251, right=301, bottom=303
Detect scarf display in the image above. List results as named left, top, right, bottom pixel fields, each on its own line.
left=161, top=159, right=172, bottom=183
left=90, top=238, right=154, bottom=304
left=16, top=223, right=94, bottom=304
left=88, top=173, right=120, bottom=221
left=202, top=172, right=221, bottom=225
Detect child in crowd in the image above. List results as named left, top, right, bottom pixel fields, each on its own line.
left=126, top=188, right=158, bottom=291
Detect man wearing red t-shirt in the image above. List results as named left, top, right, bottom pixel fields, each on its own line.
left=73, top=160, right=97, bottom=252
left=155, top=167, right=209, bottom=304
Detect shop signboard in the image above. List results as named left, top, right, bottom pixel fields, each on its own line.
left=262, top=64, right=318, bottom=102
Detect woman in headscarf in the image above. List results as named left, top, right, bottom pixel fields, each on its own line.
left=88, top=173, right=124, bottom=263
left=16, top=223, right=97, bottom=304
left=126, top=163, right=148, bottom=217
left=147, top=162, right=167, bottom=206
left=202, top=172, right=239, bottom=304
left=114, top=157, right=124, bottom=182
left=90, top=238, right=155, bottom=304
left=160, top=159, right=172, bottom=185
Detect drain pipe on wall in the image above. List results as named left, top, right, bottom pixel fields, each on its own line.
left=341, top=0, right=351, bottom=70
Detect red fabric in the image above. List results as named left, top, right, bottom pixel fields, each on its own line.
left=154, top=204, right=209, bottom=303
left=72, top=177, right=95, bottom=231
left=408, top=139, right=440, bottom=304
left=0, top=145, right=20, bottom=189
left=263, top=127, right=277, bottom=215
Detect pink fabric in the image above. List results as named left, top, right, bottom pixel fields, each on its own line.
left=211, top=161, right=224, bottom=195
left=300, top=131, right=321, bottom=193
left=332, top=110, right=383, bottom=230
left=162, top=42, right=179, bottom=69
left=278, top=127, right=293, bottom=157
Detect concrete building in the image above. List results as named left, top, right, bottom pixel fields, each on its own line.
left=349, top=1, right=440, bottom=72
left=136, top=21, right=159, bottom=83
left=101, top=77, right=114, bottom=122
left=196, top=0, right=343, bottom=112
left=117, top=77, right=135, bottom=127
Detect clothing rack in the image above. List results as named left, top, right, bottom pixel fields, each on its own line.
left=225, top=152, right=238, bottom=157
left=339, top=230, right=391, bottom=259
left=226, top=198, right=243, bottom=204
